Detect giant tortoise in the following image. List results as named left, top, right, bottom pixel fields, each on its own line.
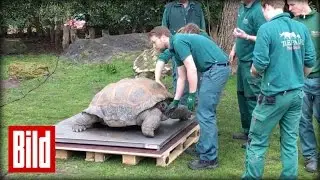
left=71, top=77, right=191, bottom=137
left=133, top=47, right=172, bottom=79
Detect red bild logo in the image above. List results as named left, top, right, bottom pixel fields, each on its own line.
left=8, top=126, right=55, bottom=173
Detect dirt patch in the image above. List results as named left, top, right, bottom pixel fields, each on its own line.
left=62, top=33, right=151, bottom=63
left=1, top=78, right=20, bottom=89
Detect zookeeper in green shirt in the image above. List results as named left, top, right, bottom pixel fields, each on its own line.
left=242, top=0, right=316, bottom=179
left=161, top=0, right=205, bottom=106
left=229, top=0, right=267, bottom=147
left=149, top=26, right=230, bottom=170
left=155, top=23, right=212, bottom=88
left=287, top=0, right=320, bottom=173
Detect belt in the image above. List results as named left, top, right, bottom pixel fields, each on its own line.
left=307, top=76, right=320, bottom=79
left=206, top=62, right=229, bottom=71
left=215, top=62, right=230, bottom=67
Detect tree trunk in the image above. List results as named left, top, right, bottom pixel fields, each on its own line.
left=44, top=27, right=50, bottom=40
left=17, top=28, right=24, bottom=38
left=62, top=25, right=70, bottom=50
left=27, top=26, right=32, bottom=37
left=34, top=18, right=43, bottom=37
left=217, top=0, right=240, bottom=53
left=217, top=0, right=240, bottom=74
left=88, top=27, right=95, bottom=39
left=55, top=23, right=62, bottom=48
left=50, top=26, right=55, bottom=43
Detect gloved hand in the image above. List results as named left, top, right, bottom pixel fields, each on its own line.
left=187, top=92, right=196, bottom=111
left=165, top=100, right=180, bottom=115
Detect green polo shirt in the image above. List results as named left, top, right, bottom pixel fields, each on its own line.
left=158, top=31, right=212, bottom=64
left=169, top=34, right=228, bottom=72
left=253, top=13, right=316, bottom=96
left=162, top=1, right=205, bottom=35
left=294, top=9, right=320, bottom=78
left=235, top=0, right=266, bottom=62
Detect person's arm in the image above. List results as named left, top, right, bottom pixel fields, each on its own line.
left=174, top=65, right=187, bottom=100
left=251, top=27, right=270, bottom=76
left=155, top=49, right=173, bottom=87
left=229, top=43, right=237, bottom=63
left=302, top=26, right=316, bottom=76
left=183, top=55, right=198, bottom=93
left=253, top=6, right=267, bottom=34
left=155, top=61, right=166, bottom=88
left=233, top=28, right=257, bottom=42
left=304, top=67, right=313, bottom=77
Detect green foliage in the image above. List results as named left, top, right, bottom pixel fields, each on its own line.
left=0, top=0, right=223, bottom=34
left=200, top=0, right=224, bottom=29
left=100, top=64, right=117, bottom=74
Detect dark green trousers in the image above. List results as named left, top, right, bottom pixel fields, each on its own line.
left=242, top=89, right=304, bottom=179
left=237, top=61, right=261, bottom=133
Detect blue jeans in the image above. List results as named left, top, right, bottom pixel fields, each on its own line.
left=195, top=64, right=230, bottom=161
left=172, top=59, right=202, bottom=106
left=299, top=77, right=320, bottom=162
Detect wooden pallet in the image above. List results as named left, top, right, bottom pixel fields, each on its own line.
left=56, top=122, right=199, bottom=167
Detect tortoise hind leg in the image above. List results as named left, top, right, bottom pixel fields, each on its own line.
left=71, top=112, right=99, bottom=132
left=138, top=108, right=162, bottom=137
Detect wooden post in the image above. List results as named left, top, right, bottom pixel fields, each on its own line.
left=62, top=25, right=70, bottom=50
left=70, top=28, right=77, bottom=43
left=122, top=155, right=143, bottom=165
left=88, top=27, right=95, bottom=39
left=95, top=153, right=111, bottom=162
left=102, top=29, right=109, bottom=37
left=85, top=152, right=95, bottom=161
left=56, top=150, right=72, bottom=159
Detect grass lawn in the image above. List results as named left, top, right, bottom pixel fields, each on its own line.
left=1, top=54, right=319, bottom=179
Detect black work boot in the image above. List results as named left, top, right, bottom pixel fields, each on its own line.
left=232, top=132, right=248, bottom=140
left=184, top=145, right=199, bottom=157
left=188, top=159, right=218, bottom=170
left=305, top=159, right=318, bottom=173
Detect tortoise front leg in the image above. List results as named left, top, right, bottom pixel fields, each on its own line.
left=71, top=112, right=99, bottom=132
left=138, top=108, right=162, bottom=137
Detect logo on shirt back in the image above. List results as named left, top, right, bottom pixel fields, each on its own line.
left=280, top=32, right=304, bottom=50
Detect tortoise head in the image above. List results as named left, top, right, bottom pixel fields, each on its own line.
left=155, top=98, right=173, bottom=113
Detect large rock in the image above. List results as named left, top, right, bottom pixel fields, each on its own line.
left=62, top=33, right=151, bottom=63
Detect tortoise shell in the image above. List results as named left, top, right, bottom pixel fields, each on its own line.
left=83, top=78, right=173, bottom=126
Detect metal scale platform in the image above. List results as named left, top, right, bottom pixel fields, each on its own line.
left=55, top=113, right=197, bottom=150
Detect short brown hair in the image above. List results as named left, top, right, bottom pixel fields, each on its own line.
left=287, top=0, right=309, bottom=3
left=177, top=23, right=201, bottom=34
left=261, top=0, right=286, bottom=9
left=148, top=26, right=171, bottom=38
